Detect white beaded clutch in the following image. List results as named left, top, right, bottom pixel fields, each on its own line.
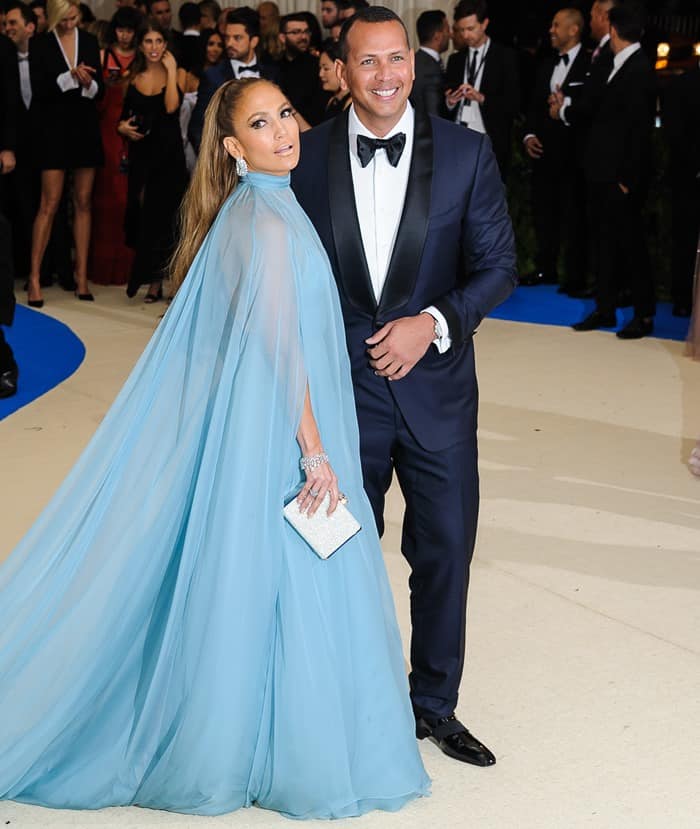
left=283, top=492, right=361, bottom=559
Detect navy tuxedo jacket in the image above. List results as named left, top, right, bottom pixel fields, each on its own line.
left=291, top=110, right=517, bottom=452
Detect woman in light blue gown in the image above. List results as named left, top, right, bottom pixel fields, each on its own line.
left=0, top=79, right=430, bottom=819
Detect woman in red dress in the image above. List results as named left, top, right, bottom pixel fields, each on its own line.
left=88, top=6, right=141, bottom=285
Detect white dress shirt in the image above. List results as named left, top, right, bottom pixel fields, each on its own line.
left=607, top=42, right=641, bottom=82
left=18, top=51, right=32, bottom=109
left=231, top=58, right=260, bottom=78
left=526, top=42, right=580, bottom=139
left=550, top=41, right=581, bottom=92
left=458, top=37, right=489, bottom=134
left=348, top=104, right=451, bottom=352
left=54, top=29, right=98, bottom=99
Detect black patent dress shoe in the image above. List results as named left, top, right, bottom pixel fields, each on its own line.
left=616, top=316, right=653, bottom=339
left=416, top=715, right=496, bottom=767
left=572, top=310, right=616, bottom=331
left=566, top=286, right=595, bottom=299
left=519, top=270, right=558, bottom=287
left=0, top=367, right=18, bottom=399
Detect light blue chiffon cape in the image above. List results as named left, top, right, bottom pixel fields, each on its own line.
left=0, top=172, right=430, bottom=818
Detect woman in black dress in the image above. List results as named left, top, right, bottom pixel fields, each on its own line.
left=118, top=20, right=187, bottom=302
left=318, top=39, right=350, bottom=121
left=26, top=0, right=104, bottom=307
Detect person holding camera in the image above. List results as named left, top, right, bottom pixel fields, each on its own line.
left=118, top=20, right=187, bottom=302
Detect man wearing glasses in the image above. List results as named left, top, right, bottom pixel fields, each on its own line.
left=278, top=12, right=328, bottom=126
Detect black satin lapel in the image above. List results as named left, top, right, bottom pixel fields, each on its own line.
left=328, top=111, right=376, bottom=313
left=377, top=113, right=433, bottom=315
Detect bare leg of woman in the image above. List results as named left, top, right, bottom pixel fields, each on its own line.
left=73, top=167, right=96, bottom=297
left=28, top=170, right=65, bottom=304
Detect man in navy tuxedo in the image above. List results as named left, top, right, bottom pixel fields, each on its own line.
left=188, top=7, right=280, bottom=152
left=291, top=7, right=516, bottom=766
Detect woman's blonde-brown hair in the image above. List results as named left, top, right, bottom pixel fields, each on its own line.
left=47, top=0, right=79, bottom=31
left=169, top=78, right=269, bottom=292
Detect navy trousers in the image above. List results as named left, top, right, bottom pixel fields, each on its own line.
left=355, top=375, right=479, bottom=721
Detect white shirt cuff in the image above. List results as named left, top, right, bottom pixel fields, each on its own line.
left=421, top=306, right=452, bottom=354
left=523, top=132, right=535, bottom=143
left=57, top=70, right=79, bottom=92
left=559, top=101, right=571, bottom=126
left=81, top=79, right=99, bottom=99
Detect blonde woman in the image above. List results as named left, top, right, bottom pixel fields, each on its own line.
left=0, top=79, right=429, bottom=818
left=26, top=0, right=103, bottom=307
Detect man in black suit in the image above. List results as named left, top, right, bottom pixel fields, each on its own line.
left=572, top=4, right=656, bottom=339
left=0, top=33, right=19, bottom=398
left=409, top=10, right=449, bottom=121
left=520, top=7, right=589, bottom=291
left=444, top=0, right=519, bottom=180
left=188, top=7, right=280, bottom=152
left=3, top=1, right=36, bottom=282
left=662, top=66, right=700, bottom=317
left=276, top=12, right=327, bottom=127
left=177, top=1, right=202, bottom=72
left=292, top=6, right=516, bottom=767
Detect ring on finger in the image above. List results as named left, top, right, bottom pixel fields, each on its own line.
left=309, top=488, right=320, bottom=498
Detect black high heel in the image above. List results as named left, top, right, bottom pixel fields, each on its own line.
left=75, top=291, right=95, bottom=302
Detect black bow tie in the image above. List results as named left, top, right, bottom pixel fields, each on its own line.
left=557, top=52, right=570, bottom=66
left=237, top=63, right=259, bottom=75
left=356, top=132, right=406, bottom=168
left=18, top=55, right=29, bottom=62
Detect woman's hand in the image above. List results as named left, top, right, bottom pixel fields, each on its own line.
left=117, top=117, right=144, bottom=141
left=297, top=457, right=340, bottom=518
left=161, top=50, right=177, bottom=75
left=72, top=62, right=96, bottom=88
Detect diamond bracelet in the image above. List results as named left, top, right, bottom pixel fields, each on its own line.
left=300, top=452, right=329, bottom=472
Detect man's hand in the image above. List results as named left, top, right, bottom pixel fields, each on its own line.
left=548, top=87, right=564, bottom=120
left=445, top=84, right=468, bottom=108
left=0, top=150, right=16, bottom=174
left=618, top=182, right=629, bottom=194
left=524, top=135, right=544, bottom=159
left=365, top=314, right=435, bottom=382
left=463, top=83, right=485, bottom=105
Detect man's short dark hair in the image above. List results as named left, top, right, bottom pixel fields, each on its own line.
left=338, top=0, right=369, bottom=12
left=416, top=10, right=445, bottom=46
left=29, top=0, right=45, bottom=9
left=226, top=6, right=259, bottom=38
left=338, top=5, right=409, bottom=62
left=279, top=11, right=308, bottom=33
left=608, top=4, right=644, bottom=43
left=146, top=0, right=169, bottom=12
left=5, top=1, right=37, bottom=26
left=178, top=1, right=201, bottom=29
left=453, top=0, right=488, bottom=24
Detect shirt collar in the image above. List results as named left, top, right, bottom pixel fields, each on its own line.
left=471, top=36, right=490, bottom=57
left=560, top=42, right=581, bottom=62
left=419, top=45, right=440, bottom=63
left=231, top=57, right=257, bottom=68
left=183, top=28, right=199, bottom=35
left=348, top=102, right=415, bottom=163
left=599, top=33, right=611, bottom=49
left=612, top=41, right=641, bottom=70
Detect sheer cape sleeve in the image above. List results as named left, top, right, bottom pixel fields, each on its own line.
left=0, top=179, right=308, bottom=786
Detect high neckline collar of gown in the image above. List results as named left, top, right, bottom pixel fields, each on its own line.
left=245, top=172, right=290, bottom=190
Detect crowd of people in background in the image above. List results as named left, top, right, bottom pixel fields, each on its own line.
left=0, top=0, right=699, bottom=398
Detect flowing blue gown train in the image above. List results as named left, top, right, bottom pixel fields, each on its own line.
left=0, top=172, right=430, bottom=818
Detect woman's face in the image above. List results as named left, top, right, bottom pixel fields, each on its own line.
left=140, top=29, right=166, bottom=63
left=206, top=32, right=224, bottom=66
left=57, top=4, right=80, bottom=34
left=116, top=26, right=135, bottom=50
left=224, top=83, right=300, bottom=176
left=318, top=52, right=340, bottom=93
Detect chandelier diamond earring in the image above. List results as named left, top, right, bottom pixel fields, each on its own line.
left=235, top=157, right=248, bottom=177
